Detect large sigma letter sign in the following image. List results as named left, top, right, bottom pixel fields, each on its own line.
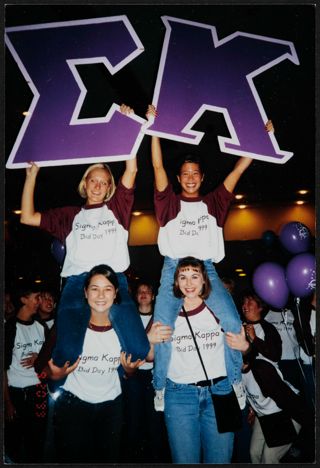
left=5, top=15, right=299, bottom=168
left=5, top=16, right=146, bottom=168
left=145, top=17, right=299, bottom=164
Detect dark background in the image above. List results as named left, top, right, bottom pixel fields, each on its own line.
left=4, top=3, right=316, bottom=294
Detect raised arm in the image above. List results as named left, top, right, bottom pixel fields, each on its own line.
left=119, top=104, right=138, bottom=189
left=223, top=156, right=253, bottom=193
left=20, top=162, right=42, bottom=226
left=147, top=105, right=169, bottom=192
left=223, top=120, right=274, bottom=193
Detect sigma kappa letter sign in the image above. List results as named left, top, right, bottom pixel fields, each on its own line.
left=5, top=15, right=299, bottom=168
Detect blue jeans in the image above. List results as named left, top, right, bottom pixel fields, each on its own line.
left=52, top=272, right=150, bottom=367
left=164, top=377, right=234, bottom=463
left=153, top=257, right=242, bottom=390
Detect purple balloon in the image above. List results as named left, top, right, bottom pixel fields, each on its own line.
left=279, top=221, right=311, bottom=254
left=286, top=253, right=316, bottom=298
left=253, top=262, right=289, bottom=309
left=51, top=239, right=66, bottom=266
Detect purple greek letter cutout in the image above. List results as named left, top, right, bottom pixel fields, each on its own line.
left=5, top=16, right=145, bottom=168
left=145, top=16, right=299, bottom=164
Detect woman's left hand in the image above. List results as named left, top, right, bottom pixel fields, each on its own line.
left=120, top=351, right=145, bottom=378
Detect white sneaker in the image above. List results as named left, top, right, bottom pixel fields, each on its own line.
left=154, top=389, right=165, bottom=411
left=233, top=381, right=246, bottom=410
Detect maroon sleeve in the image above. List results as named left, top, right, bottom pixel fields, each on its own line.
left=40, top=206, right=81, bottom=243
left=154, top=183, right=180, bottom=227
left=107, top=181, right=134, bottom=230
left=203, top=183, right=235, bottom=228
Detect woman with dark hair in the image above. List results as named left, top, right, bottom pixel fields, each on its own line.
left=4, top=283, right=46, bottom=463
left=44, top=264, right=171, bottom=463
left=226, top=290, right=314, bottom=463
left=146, top=105, right=274, bottom=411
left=239, top=289, right=282, bottom=364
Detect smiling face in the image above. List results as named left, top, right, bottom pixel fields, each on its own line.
left=176, top=266, right=205, bottom=301
left=84, top=168, right=112, bottom=205
left=242, top=296, right=263, bottom=322
left=177, top=162, right=204, bottom=198
left=39, top=292, right=55, bottom=317
left=85, top=274, right=117, bottom=315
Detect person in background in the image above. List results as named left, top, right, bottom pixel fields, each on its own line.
left=298, top=291, right=315, bottom=408
left=122, top=281, right=171, bottom=463
left=264, top=303, right=303, bottom=391
left=4, top=282, right=47, bottom=463
left=146, top=106, right=273, bottom=410
left=37, top=264, right=172, bottom=463
left=280, top=291, right=316, bottom=462
left=227, top=288, right=282, bottom=463
left=36, top=289, right=56, bottom=330
left=33, top=287, right=57, bottom=461
left=226, top=299, right=314, bottom=464
left=240, top=289, right=282, bottom=364
left=221, top=277, right=236, bottom=295
left=20, top=104, right=150, bottom=369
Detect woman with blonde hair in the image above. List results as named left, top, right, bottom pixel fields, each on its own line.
left=20, top=104, right=150, bottom=371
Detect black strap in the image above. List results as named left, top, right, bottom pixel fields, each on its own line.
left=182, top=305, right=210, bottom=384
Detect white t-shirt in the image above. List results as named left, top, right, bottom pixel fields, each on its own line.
left=155, top=183, right=234, bottom=262
left=7, top=320, right=45, bottom=388
left=168, top=302, right=227, bottom=383
left=44, top=318, right=55, bottom=330
left=62, top=204, right=130, bottom=276
left=62, top=325, right=122, bottom=403
left=40, top=182, right=133, bottom=276
left=264, top=309, right=300, bottom=360
left=242, top=365, right=299, bottom=417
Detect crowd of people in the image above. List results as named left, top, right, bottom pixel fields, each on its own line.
left=4, top=104, right=315, bottom=464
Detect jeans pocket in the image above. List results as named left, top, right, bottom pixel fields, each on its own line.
left=211, top=376, right=231, bottom=395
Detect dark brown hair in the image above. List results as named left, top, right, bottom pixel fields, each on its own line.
left=176, top=154, right=204, bottom=176
left=239, top=289, right=269, bottom=316
left=173, top=257, right=211, bottom=299
left=84, top=264, right=121, bottom=304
